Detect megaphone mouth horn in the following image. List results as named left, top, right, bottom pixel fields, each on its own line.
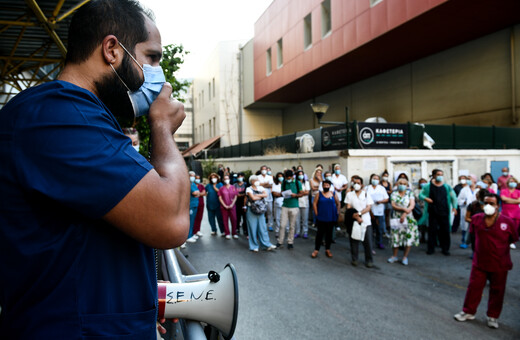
left=158, top=263, right=239, bottom=340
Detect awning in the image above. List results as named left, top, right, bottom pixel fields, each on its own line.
left=182, top=135, right=221, bottom=158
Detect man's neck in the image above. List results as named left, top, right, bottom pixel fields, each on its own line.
left=484, top=213, right=499, bottom=227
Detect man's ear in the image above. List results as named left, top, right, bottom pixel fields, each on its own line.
left=101, top=35, right=121, bottom=66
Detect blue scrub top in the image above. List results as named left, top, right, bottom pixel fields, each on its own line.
left=205, top=182, right=223, bottom=210
left=190, top=182, right=199, bottom=208
left=0, top=81, right=157, bottom=338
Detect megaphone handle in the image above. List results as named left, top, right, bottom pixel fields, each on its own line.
left=208, top=270, right=220, bottom=283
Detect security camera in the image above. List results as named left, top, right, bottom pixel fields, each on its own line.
left=310, top=103, right=329, bottom=121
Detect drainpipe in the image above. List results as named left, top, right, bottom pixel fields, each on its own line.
left=511, top=28, right=518, bottom=124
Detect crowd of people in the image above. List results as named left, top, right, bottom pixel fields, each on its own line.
left=186, top=163, right=519, bottom=329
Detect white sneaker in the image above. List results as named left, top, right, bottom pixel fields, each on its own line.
left=180, top=243, right=186, bottom=249
left=267, top=245, right=277, bottom=251
left=510, top=243, right=516, bottom=249
left=487, top=317, right=499, bottom=329
left=211, top=231, right=216, bottom=236
left=454, top=311, right=475, bottom=322
left=387, top=256, right=398, bottom=263
left=192, top=235, right=199, bottom=240
left=186, top=236, right=197, bottom=243
left=225, top=235, right=231, bottom=240
left=196, top=231, right=204, bottom=237
left=233, top=234, right=239, bottom=239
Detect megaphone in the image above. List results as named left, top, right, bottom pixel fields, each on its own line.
left=158, top=264, right=238, bottom=340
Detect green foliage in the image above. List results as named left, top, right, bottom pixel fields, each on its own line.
left=116, top=43, right=190, bottom=157
left=201, top=158, right=218, bottom=179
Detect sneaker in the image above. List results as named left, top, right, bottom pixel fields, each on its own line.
left=510, top=243, right=517, bottom=249
left=225, top=235, right=231, bottom=240
left=233, top=234, right=239, bottom=239
left=401, top=257, right=408, bottom=266
left=186, top=236, right=197, bottom=243
left=251, top=248, right=259, bottom=253
left=303, top=233, right=308, bottom=239
left=180, top=243, right=186, bottom=249
left=211, top=231, right=216, bottom=236
left=267, top=245, right=277, bottom=251
left=196, top=231, right=204, bottom=237
left=294, top=233, right=300, bottom=239
left=192, top=235, right=199, bottom=240
left=387, top=256, right=398, bottom=263
left=365, top=261, right=374, bottom=268
left=459, top=243, right=468, bottom=249
left=268, top=227, right=274, bottom=232
left=336, top=227, right=341, bottom=231
left=276, top=243, right=283, bottom=249
left=487, top=317, right=499, bottom=329
left=454, top=311, right=475, bottom=322
left=288, top=244, right=294, bottom=250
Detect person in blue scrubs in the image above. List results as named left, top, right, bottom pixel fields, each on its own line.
left=0, top=1, right=190, bottom=338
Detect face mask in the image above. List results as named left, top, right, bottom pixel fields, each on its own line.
left=503, top=172, right=509, bottom=177
left=195, top=179, right=201, bottom=184
left=224, top=179, right=230, bottom=185
left=254, top=181, right=260, bottom=187
left=211, top=178, right=217, bottom=184
left=133, top=144, right=140, bottom=152
left=382, top=176, right=388, bottom=181
left=460, top=179, right=467, bottom=185
left=278, top=177, right=284, bottom=182
left=112, top=42, right=166, bottom=117
left=261, top=170, right=267, bottom=175
left=353, top=183, right=361, bottom=191
left=398, top=184, right=407, bottom=192
left=325, top=176, right=332, bottom=181
left=286, top=179, right=293, bottom=183
left=335, top=169, right=341, bottom=175
left=371, top=179, right=379, bottom=186
left=323, top=187, right=330, bottom=192
left=483, top=204, right=496, bottom=216
left=238, top=177, right=244, bottom=182
left=298, top=175, right=304, bottom=180
left=436, top=175, right=443, bottom=182
left=420, top=182, right=426, bottom=188
left=267, top=171, right=272, bottom=175
left=189, top=176, right=195, bottom=182
left=509, top=182, right=518, bottom=189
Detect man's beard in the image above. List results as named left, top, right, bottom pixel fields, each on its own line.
left=95, top=54, right=143, bottom=119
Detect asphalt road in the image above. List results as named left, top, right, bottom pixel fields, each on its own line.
left=181, top=221, right=520, bottom=340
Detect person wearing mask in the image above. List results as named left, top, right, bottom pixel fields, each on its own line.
left=465, top=189, right=489, bottom=255
left=267, top=167, right=273, bottom=176
left=217, top=164, right=225, bottom=181
left=186, top=171, right=201, bottom=244
left=277, top=169, right=303, bottom=249
left=381, top=170, right=393, bottom=237
left=310, top=168, right=323, bottom=226
left=331, top=164, right=349, bottom=204
left=258, top=165, right=275, bottom=231
left=345, top=176, right=374, bottom=267
left=234, top=172, right=248, bottom=237
left=481, top=173, right=498, bottom=193
left=415, top=178, right=428, bottom=243
left=192, top=174, right=206, bottom=240
left=452, top=175, right=467, bottom=234
left=367, top=174, right=389, bottom=249
left=0, top=1, right=190, bottom=337
left=311, top=180, right=340, bottom=258
left=419, top=169, right=458, bottom=255
left=296, top=165, right=308, bottom=181
left=388, top=178, right=419, bottom=265
left=271, top=172, right=286, bottom=237
left=122, top=127, right=141, bottom=153
left=295, top=170, right=311, bottom=239
left=246, top=175, right=277, bottom=252
left=500, top=177, right=520, bottom=249
left=497, top=167, right=512, bottom=191
left=218, top=175, right=238, bottom=239
left=454, top=193, right=519, bottom=329
left=206, top=173, right=225, bottom=236
left=457, top=175, right=477, bottom=248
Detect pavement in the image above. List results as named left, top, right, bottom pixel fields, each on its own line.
left=180, top=219, right=520, bottom=340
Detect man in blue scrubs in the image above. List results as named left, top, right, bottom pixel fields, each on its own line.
left=0, top=0, right=190, bottom=338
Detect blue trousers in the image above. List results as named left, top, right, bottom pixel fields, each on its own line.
left=246, top=210, right=273, bottom=250
left=207, top=207, right=225, bottom=233
left=188, top=206, right=197, bottom=238
left=373, top=214, right=386, bottom=245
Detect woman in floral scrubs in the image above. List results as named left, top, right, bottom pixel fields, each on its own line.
left=388, top=178, right=419, bottom=266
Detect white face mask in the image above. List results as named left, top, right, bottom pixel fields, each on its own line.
left=211, top=178, right=218, bottom=184
left=353, top=183, right=362, bottom=191
left=133, top=144, right=140, bottom=152
left=224, top=179, right=230, bottom=185
left=483, top=204, right=496, bottom=216
left=254, top=181, right=260, bottom=187
left=460, top=179, right=467, bottom=185
left=261, top=170, right=267, bottom=175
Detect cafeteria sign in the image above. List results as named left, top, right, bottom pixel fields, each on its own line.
left=358, top=122, right=408, bottom=148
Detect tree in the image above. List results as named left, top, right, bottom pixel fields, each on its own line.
left=116, top=43, right=190, bottom=157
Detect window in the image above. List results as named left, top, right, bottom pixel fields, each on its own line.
left=213, top=117, right=216, bottom=137
left=202, top=90, right=204, bottom=107
left=304, top=13, right=312, bottom=50
left=209, top=119, right=212, bottom=137
left=370, top=0, right=383, bottom=7
left=276, top=39, right=283, bottom=68
left=212, top=78, right=215, bottom=97
left=266, top=48, right=272, bottom=75
left=208, top=82, right=211, bottom=100
left=321, top=0, right=331, bottom=38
